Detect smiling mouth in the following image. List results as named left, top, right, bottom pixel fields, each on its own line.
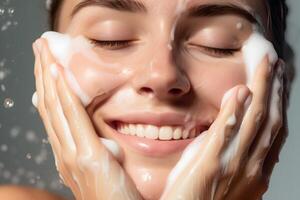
left=110, top=121, right=208, bottom=141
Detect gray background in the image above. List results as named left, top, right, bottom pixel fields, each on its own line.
left=0, top=0, right=299, bottom=199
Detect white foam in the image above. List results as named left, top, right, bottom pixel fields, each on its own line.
left=41, top=32, right=92, bottom=106
left=100, top=138, right=122, bottom=162
left=32, top=91, right=38, bottom=107
left=242, top=32, right=278, bottom=85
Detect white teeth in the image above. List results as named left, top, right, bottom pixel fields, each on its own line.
left=159, top=126, right=173, bottom=140
left=182, top=129, right=189, bottom=139
left=129, top=124, right=136, bottom=136
left=136, top=124, right=144, bottom=137
left=173, top=127, right=182, bottom=139
left=145, top=125, right=159, bottom=139
left=117, top=123, right=200, bottom=140
left=123, top=124, right=130, bottom=135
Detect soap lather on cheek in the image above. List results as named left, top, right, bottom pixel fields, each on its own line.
left=37, top=31, right=125, bottom=160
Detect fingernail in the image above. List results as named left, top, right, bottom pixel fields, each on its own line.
left=50, top=64, right=58, bottom=79
left=237, top=87, right=250, bottom=103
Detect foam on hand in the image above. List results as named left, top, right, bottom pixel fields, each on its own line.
left=41, top=31, right=92, bottom=106
left=32, top=32, right=123, bottom=161
left=242, top=31, right=278, bottom=85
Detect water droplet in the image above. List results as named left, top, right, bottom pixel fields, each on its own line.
left=7, top=8, right=14, bottom=16
left=0, top=144, right=8, bottom=152
left=1, top=84, right=6, bottom=91
left=3, top=98, right=14, bottom=108
left=26, top=153, right=32, bottom=159
left=10, top=126, right=20, bottom=138
left=26, top=130, right=37, bottom=142
left=42, top=138, right=49, bottom=144
left=0, top=8, right=4, bottom=16
left=0, top=70, right=7, bottom=80
left=46, top=0, right=53, bottom=10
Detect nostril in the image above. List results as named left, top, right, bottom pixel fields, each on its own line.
left=139, top=87, right=153, bottom=94
left=168, top=88, right=183, bottom=96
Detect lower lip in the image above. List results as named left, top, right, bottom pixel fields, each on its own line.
left=110, top=127, right=195, bottom=157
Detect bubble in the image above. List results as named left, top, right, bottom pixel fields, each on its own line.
left=3, top=98, right=14, bottom=108
left=10, top=126, right=20, bottom=138
left=1, top=20, right=12, bottom=31
left=7, top=8, right=14, bottom=16
left=0, top=144, right=8, bottom=152
left=42, top=138, right=49, bottom=144
left=46, top=0, right=53, bottom=10
left=26, top=153, right=32, bottom=159
left=0, top=70, right=7, bottom=80
left=0, top=8, right=4, bottom=16
left=1, top=84, right=6, bottom=91
left=34, top=148, right=48, bottom=165
left=26, top=130, right=38, bottom=142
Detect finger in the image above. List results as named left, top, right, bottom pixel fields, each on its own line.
left=52, top=61, right=105, bottom=154
left=210, top=85, right=251, bottom=157
left=160, top=86, right=251, bottom=200
left=38, top=38, right=76, bottom=152
left=238, top=56, right=276, bottom=153
left=54, top=44, right=143, bottom=200
left=249, top=61, right=284, bottom=167
left=33, top=41, right=79, bottom=194
left=38, top=39, right=84, bottom=194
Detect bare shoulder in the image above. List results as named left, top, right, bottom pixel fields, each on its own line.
left=0, top=185, right=67, bottom=200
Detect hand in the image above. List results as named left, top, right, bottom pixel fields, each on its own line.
left=160, top=57, right=286, bottom=200
left=33, top=38, right=143, bottom=200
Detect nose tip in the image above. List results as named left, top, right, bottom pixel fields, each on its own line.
left=139, top=84, right=189, bottom=97
left=136, top=68, right=191, bottom=99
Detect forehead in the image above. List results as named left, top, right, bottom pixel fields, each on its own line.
left=60, top=0, right=267, bottom=30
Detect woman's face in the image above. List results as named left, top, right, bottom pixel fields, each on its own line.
left=56, top=0, right=267, bottom=199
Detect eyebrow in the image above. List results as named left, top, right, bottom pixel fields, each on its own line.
left=71, top=0, right=147, bottom=17
left=188, top=4, right=260, bottom=25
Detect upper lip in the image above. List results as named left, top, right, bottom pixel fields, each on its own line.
left=105, top=111, right=211, bottom=130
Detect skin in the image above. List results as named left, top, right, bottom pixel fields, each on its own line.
left=0, top=0, right=288, bottom=199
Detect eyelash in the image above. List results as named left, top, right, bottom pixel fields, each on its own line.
left=89, top=39, right=132, bottom=49
left=192, top=45, right=239, bottom=57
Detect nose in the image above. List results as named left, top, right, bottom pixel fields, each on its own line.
left=132, top=45, right=191, bottom=100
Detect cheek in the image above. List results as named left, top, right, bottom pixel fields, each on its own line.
left=68, top=52, right=134, bottom=101
left=188, top=62, right=246, bottom=108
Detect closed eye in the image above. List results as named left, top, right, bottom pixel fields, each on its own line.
left=188, top=44, right=239, bottom=57
left=89, top=39, right=134, bottom=50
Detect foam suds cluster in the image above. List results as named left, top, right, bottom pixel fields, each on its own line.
left=33, top=31, right=123, bottom=162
